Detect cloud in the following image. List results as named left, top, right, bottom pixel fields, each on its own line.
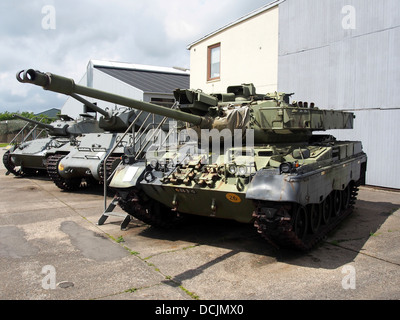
left=0, top=0, right=270, bottom=114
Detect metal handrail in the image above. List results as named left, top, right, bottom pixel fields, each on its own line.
left=8, top=122, right=30, bottom=145
left=22, top=124, right=40, bottom=142
left=102, top=111, right=144, bottom=211
left=8, top=117, right=50, bottom=145
left=102, top=102, right=181, bottom=212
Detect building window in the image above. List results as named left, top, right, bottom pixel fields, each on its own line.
left=207, top=43, right=220, bottom=81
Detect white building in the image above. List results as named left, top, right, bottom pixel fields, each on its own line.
left=187, top=0, right=400, bottom=189
left=187, top=1, right=280, bottom=94
left=62, top=60, right=190, bottom=119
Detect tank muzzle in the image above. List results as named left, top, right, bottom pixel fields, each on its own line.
left=16, top=69, right=75, bottom=95
left=16, top=69, right=51, bottom=87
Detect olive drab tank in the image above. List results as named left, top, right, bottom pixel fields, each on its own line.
left=17, top=69, right=367, bottom=250
left=3, top=112, right=103, bottom=177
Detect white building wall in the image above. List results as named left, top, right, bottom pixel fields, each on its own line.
left=189, top=5, right=280, bottom=94
left=328, top=109, right=400, bottom=189
left=278, top=0, right=400, bottom=189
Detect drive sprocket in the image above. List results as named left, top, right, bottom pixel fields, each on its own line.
left=46, top=154, right=81, bottom=191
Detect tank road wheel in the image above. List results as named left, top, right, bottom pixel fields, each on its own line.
left=253, top=180, right=361, bottom=251
left=2, top=150, right=21, bottom=176
left=292, top=205, right=308, bottom=241
left=46, top=154, right=81, bottom=191
left=341, top=184, right=351, bottom=210
left=137, top=201, right=186, bottom=229
left=309, top=204, right=321, bottom=234
left=118, top=190, right=186, bottom=229
left=332, top=190, right=342, bottom=217
left=320, top=193, right=332, bottom=225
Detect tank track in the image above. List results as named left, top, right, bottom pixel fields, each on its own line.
left=117, top=189, right=186, bottom=229
left=253, top=182, right=360, bottom=251
left=3, top=150, right=21, bottom=176
left=2, top=151, right=43, bottom=177
left=98, top=156, right=121, bottom=182
left=46, top=154, right=81, bottom=191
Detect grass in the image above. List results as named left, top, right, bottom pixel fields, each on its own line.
left=179, top=286, right=200, bottom=300
left=116, top=235, right=125, bottom=243
left=100, top=224, right=201, bottom=299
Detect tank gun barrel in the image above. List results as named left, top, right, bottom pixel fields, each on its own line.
left=70, top=93, right=110, bottom=118
left=16, top=69, right=204, bottom=126
left=13, top=114, right=70, bottom=136
left=13, top=114, right=54, bottom=130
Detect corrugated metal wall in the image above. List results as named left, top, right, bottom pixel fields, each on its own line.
left=278, top=0, right=400, bottom=188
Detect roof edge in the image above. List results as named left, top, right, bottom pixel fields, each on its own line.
left=88, top=59, right=190, bottom=75
left=186, top=0, right=284, bottom=49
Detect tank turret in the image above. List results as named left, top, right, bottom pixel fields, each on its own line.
left=173, top=84, right=355, bottom=143
left=17, top=69, right=354, bottom=144
left=12, top=114, right=97, bottom=137
left=70, top=93, right=139, bottom=133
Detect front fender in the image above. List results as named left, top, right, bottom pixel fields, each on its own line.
left=245, top=169, right=300, bottom=203
left=109, top=162, right=146, bottom=188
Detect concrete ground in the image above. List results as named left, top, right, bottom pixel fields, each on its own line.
left=1, top=147, right=400, bottom=301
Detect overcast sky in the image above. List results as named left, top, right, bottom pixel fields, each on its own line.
left=0, top=0, right=271, bottom=115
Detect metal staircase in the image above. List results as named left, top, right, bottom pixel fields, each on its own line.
left=98, top=103, right=180, bottom=230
